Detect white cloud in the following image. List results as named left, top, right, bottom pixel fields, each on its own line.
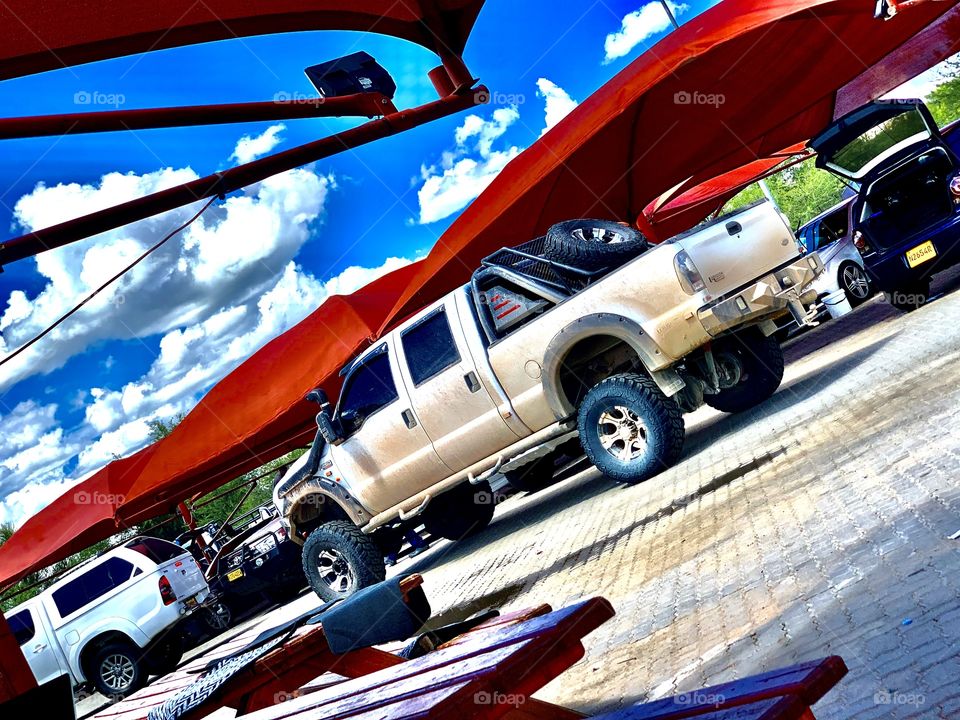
left=1, top=166, right=333, bottom=391
left=231, top=123, right=286, bottom=164
left=536, top=78, right=578, bottom=136
left=604, top=2, right=687, bottom=63
left=416, top=107, right=522, bottom=225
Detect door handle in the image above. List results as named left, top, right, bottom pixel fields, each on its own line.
left=32, top=643, right=47, bottom=653
left=464, top=371, right=481, bottom=393
left=725, top=221, right=742, bottom=236
left=401, top=409, right=417, bottom=429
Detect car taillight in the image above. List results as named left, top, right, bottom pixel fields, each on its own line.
left=277, top=527, right=287, bottom=540
left=159, top=574, right=177, bottom=605
left=852, top=230, right=870, bottom=254
left=674, top=250, right=706, bottom=294
left=950, top=174, right=960, bottom=200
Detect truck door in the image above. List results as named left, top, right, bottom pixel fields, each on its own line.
left=395, top=294, right=522, bottom=472
left=330, top=340, right=452, bottom=513
left=8, top=603, right=65, bottom=685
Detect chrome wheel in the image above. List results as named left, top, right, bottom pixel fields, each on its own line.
left=841, top=265, right=870, bottom=300
left=100, top=653, right=136, bottom=693
left=571, top=225, right=631, bottom=246
left=205, top=602, right=231, bottom=631
left=317, top=548, right=354, bottom=594
left=597, top=405, right=648, bottom=462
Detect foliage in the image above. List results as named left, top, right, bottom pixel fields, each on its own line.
left=926, top=60, right=960, bottom=127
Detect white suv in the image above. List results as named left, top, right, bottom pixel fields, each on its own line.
left=6, top=536, right=209, bottom=699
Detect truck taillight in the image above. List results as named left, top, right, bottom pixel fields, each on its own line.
left=674, top=250, right=706, bottom=294
left=159, top=575, right=177, bottom=605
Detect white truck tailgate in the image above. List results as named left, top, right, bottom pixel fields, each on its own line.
left=675, top=200, right=800, bottom=297
left=161, top=554, right=208, bottom=600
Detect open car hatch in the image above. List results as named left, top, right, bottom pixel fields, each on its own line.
left=810, top=99, right=944, bottom=182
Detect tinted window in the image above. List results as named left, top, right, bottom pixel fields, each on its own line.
left=798, top=225, right=815, bottom=254
left=8, top=609, right=35, bottom=646
left=52, top=557, right=136, bottom=617
left=126, top=537, right=186, bottom=563
left=816, top=209, right=848, bottom=248
left=401, top=310, right=461, bottom=386
left=339, top=349, right=398, bottom=425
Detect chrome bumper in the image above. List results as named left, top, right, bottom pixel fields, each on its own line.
left=698, top=253, right=825, bottom=336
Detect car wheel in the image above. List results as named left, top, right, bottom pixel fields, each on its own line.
left=577, top=373, right=684, bottom=485
left=423, top=481, right=496, bottom=540
left=203, top=601, right=232, bottom=633
left=839, top=263, right=872, bottom=306
left=90, top=642, right=146, bottom=699
left=544, top=218, right=648, bottom=270
left=704, top=329, right=784, bottom=414
left=302, top=521, right=385, bottom=602
left=504, top=452, right=558, bottom=493
left=886, top=279, right=930, bottom=312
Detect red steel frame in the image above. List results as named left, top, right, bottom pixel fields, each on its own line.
left=0, top=53, right=483, bottom=268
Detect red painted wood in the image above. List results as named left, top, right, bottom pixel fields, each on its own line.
left=0, top=611, right=36, bottom=702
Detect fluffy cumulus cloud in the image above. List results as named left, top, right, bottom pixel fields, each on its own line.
left=231, top=123, right=286, bottom=164
left=415, top=78, right=577, bottom=224
left=604, top=2, right=688, bottom=63
left=0, top=129, right=414, bottom=527
left=416, top=107, right=522, bottom=225
left=536, top=79, right=578, bottom=136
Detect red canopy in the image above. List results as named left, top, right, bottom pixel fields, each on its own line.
left=0, top=0, right=484, bottom=80
left=2, top=0, right=959, bottom=591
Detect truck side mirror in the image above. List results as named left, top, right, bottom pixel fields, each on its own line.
left=316, top=410, right=345, bottom=446
left=306, top=387, right=330, bottom=408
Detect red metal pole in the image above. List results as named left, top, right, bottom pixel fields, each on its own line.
left=0, top=87, right=486, bottom=267
left=0, top=93, right=397, bottom=139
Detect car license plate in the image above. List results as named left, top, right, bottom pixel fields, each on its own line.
left=905, top=241, right=936, bottom=268
left=184, top=596, right=198, bottom=609
left=226, top=568, right=244, bottom=582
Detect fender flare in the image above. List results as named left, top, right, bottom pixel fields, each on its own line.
left=74, top=624, right=143, bottom=683
left=541, top=313, right=684, bottom=418
left=283, top=477, right=371, bottom=541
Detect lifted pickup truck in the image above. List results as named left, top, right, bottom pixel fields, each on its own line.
left=275, top=200, right=824, bottom=600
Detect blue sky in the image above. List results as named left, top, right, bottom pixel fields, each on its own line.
left=0, top=0, right=948, bottom=527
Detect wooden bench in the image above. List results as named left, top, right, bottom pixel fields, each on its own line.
left=92, top=575, right=430, bottom=720
left=189, top=602, right=845, bottom=720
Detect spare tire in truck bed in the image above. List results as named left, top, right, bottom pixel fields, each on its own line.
left=544, top=218, right=648, bottom=270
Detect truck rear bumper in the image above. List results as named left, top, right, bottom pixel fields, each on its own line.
left=697, top=253, right=824, bottom=336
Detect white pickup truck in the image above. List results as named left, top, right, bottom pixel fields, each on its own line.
left=7, top=536, right=209, bottom=699
left=275, top=200, right=824, bottom=600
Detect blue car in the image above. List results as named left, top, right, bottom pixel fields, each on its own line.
left=810, top=99, right=960, bottom=311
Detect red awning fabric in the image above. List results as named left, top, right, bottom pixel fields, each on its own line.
left=0, top=0, right=484, bottom=80
left=381, top=0, right=960, bottom=325
left=2, top=0, right=959, bottom=591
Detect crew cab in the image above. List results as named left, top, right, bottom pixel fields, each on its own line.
left=810, top=99, right=960, bottom=310
left=6, top=537, right=209, bottom=699
left=275, top=202, right=824, bottom=601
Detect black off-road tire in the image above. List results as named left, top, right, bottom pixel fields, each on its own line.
left=705, top=330, right=784, bottom=414
left=578, top=373, right=684, bottom=485
left=886, top=279, right=930, bottom=312
left=504, top=453, right=558, bottom=493
left=89, top=641, right=147, bottom=699
left=202, top=600, right=232, bottom=633
left=544, top=218, right=648, bottom=270
left=302, top=520, right=385, bottom=602
left=423, top=482, right=496, bottom=540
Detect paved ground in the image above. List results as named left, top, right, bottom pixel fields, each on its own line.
left=392, top=267, right=960, bottom=719
left=78, top=269, right=960, bottom=719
